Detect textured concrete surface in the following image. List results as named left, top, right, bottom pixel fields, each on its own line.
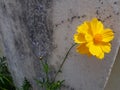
left=50, top=0, right=120, bottom=90
left=0, top=0, right=53, bottom=89
left=0, top=0, right=120, bottom=90
left=105, top=47, right=120, bottom=90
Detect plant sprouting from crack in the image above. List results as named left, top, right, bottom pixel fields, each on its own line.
left=36, top=44, right=76, bottom=90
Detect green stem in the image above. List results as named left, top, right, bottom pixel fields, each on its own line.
left=40, top=59, right=49, bottom=82
left=53, top=43, right=76, bottom=81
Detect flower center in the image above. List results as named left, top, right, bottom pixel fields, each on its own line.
left=94, top=34, right=102, bottom=44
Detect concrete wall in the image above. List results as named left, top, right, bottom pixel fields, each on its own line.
left=0, top=0, right=53, bottom=89
left=105, top=47, right=120, bottom=90
left=49, top=0, right=120, bottom=90
left=0, top=0, right=120, bottom=90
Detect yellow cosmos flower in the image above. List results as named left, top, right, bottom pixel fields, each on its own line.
left=74, top=18, right=114, bottom=59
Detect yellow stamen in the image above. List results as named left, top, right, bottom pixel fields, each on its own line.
left=94, top=34, right=102, bottom=44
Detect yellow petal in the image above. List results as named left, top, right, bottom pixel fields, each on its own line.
left=74, top=33, right=86, bottom=43
left=87, top=42, right=104, bottom=59
left=102, top=29, right=114, bottom=42
left=96, top=52, right=104, bottom=59
left=77, top=22, right=88, bottom=33
left=85, top=34, right=93, bottom=42
left=76, top=43, right=90, bottom=55
left=101, top=43, right=111, bottom=53
left=90, top=18, right=98, bottom=35
left=90, top=18, right=104, bottom=35
left=97, top=21, right=104, bottom=33
left=85, top=21, right=93, bottom=35
left=88, top=43, right=103, bottom=57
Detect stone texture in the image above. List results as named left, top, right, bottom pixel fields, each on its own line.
left=0, top=0, right=53, bottom=89
left=0, top=0, right=120, bottom=90
left=49, top=0, right=120, bottom=90
left=105, top=47, right=120, bottom=90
